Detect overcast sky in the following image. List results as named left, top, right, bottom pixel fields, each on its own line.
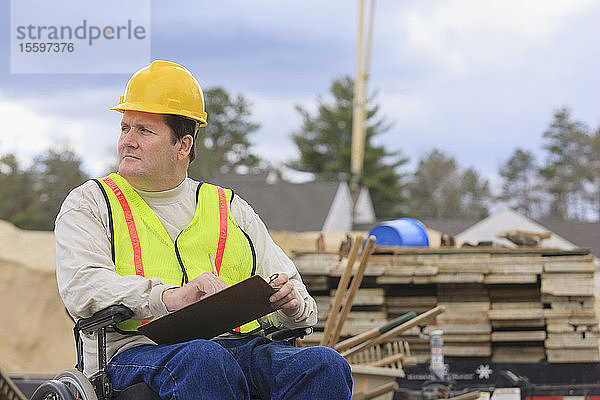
left=2, top=0, right=600, bottom=189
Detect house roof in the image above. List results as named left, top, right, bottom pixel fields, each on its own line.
left=536, top=219, right=600, bottom=259
left=422, top=209, right=600, bottom=258
left=422, top=218, right=480, bottom=237
left=206, top=172, right=340, bottom=231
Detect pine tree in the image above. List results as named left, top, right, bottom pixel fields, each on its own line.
left=188, top=87, right=262, bottom=180
left=407, top=149, right=490, bottom=219
left=498, top=148, right=544, bottom=218
left=288, top=76, right=408, bottom=219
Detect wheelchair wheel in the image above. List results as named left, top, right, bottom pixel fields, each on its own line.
left=54, top=369, right=98, bottom=400
left=30, top=379, right=76, bottom=400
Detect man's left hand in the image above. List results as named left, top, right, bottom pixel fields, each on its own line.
left=269, top=272, right=300, bottom=317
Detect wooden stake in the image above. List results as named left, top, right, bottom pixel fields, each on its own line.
left=334, top=311, right=417, bottom=352
left=330, top=236, right=377, bottom=346
left=339, top=305, right=445, bottom=358
left=320, top=234, right=364, bottom=347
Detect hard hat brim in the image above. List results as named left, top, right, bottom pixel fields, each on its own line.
left=110, top=101, right=207, bottom=127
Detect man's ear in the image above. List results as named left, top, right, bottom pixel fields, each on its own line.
left=178, top=134, right=194, bottom=160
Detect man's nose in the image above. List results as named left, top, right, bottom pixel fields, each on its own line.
left=121, top=130, right=139, bottom=148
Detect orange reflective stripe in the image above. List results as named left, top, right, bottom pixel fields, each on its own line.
left=214, top=187, right=228, bottom=275
left=102, top=177, right=144, bottom=277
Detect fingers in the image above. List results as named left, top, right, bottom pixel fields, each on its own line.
left=191, top=272, right=228, bottom=298
left=269, top=274, right=300, bottom=317
left=269, top=272, right=288, bottom=289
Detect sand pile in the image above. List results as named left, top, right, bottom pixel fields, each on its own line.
left=0, top=220, right=74, bottom=374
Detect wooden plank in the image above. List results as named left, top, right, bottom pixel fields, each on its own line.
left=492, top=346, right=545, bottom=363
left=491, top=302, right=542, bottom=310
left=436, top=263, right=490, bottom=273
left=484, top=274, right=538, bottom=284
left=546, top=349, right=600, bottom=363
left=544, top=261, right=597, bottom=273
left=386, top=296, right=437, bottom=307
left=491, top=319, right=545, bottom=328
left=488, top=309, right=544, bottom=320
left=382, top=265, right=417, bottom=276
left=545, top=336, right=600, bottom=349
left=488, top=286, right=539, bottom=301
left=444, top=344, right=491, bottom=357
left=441, top=333, right=491, bottom=343
left=541, top=277, right=595, bottom=296
left=546, top=331, right=600, bottom=341
left=491, top=331, right=546, bottom=342
left=544, top=308, right=597, bottom=319
left=541, top=294, right=595, bottom=305
left=376, top=275, right=412, bottom=284
left=433, top=273, right=484, bottom=283
left=413, top=276, right=435, bottom=284
left=489, top=263, right=543, bottom=274
left=426, top=323, right=491, bottom=335
left=330, top=288, right=385, bottom=306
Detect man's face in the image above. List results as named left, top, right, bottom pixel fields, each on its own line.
left=118, top=110, right=180, bottom=191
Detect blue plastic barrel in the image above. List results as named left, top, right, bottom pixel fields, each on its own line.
left=368, top=218, right=429, bottom=247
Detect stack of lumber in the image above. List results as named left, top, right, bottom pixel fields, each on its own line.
left=293, top=247, right=599, bottom=363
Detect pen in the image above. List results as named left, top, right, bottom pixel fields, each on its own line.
left=208, top=253, right=218, bottom=276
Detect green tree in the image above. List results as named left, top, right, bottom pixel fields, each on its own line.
left=539, top=108, right=590, bottom=220
left=407, top=149, right=490, bottom=219
left=0, top=153, right=37, bottom=227
left=584, top=128, right=600, bottom=221
left=188, top=87, right=261, bottom=179
left=498, top=148, right=544, bottom=218
left=288, top=76, right=409, bottom=218
left=26, top=148, right=89, bottom=230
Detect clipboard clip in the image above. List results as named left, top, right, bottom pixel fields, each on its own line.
left=268, top=273, right=280, bottom=290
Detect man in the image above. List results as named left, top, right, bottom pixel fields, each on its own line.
left=55, top=60, right=352, bottom=399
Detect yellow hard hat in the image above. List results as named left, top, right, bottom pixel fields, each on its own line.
left=111, top=60, right=208, bottom=127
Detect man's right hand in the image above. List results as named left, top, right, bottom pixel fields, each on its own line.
left=162, top=272, right=228, bottom=312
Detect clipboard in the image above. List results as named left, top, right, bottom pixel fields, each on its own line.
left=138, top=275, right=277, bottom=344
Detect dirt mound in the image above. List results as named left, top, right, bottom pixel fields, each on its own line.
left=0, top=221, right=74, bottom=374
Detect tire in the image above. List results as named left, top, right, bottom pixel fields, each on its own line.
left=30, top=380, right=76, bottom=400
left=54, top=369, right=98, bottom=400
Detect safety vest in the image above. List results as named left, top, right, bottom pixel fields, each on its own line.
left=93, top=173, right=259, bottom=334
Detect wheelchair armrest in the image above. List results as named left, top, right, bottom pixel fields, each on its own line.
left=269, top=326, right=313, bottom=342
left=76, top=305, right=133, bottom=335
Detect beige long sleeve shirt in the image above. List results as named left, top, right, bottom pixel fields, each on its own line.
left=55, top=176, right=317, bottom=376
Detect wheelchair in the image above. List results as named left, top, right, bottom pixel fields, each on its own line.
left=30, top=305, right=312, bottom=400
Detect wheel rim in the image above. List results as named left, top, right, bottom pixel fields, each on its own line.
left=54, top=370, right=98, bottom=400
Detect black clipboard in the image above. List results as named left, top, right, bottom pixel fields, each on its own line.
left=138, top=275, right=277, bottom=344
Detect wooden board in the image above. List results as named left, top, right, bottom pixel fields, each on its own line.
left=433, top=273, right=484, bottom=283
left=546, top=348, right=600, bottom=363
left=491, top=319, right=545, bottom=329
left=491, top=331, right=546, bottom=342
left=484, top=274, right=538, bottom=284
left=491, top=346, right=545, bottom=363
left=491, top=302, right=542, bottom=310
left=541, top=277, right=595, bottom=296
left=488, top=309, right=544, bottom=320
left=444, top=344, right=491, bottom=357
left=330, top=288, right=385, bottom=306
left=543, top=260, right=596, bottom=273
left=545, top=336, right=600, bottom=349
left=489, top=264, right=543, bottom=274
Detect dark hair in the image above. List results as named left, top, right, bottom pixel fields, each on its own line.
left=163, top=114, right=199, bottom=163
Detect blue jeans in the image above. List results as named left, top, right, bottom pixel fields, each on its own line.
left=107, top=336, right=353, bottom=399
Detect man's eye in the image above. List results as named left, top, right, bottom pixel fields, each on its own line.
left=121, top=126, right=129, bottom=134
left=140, top=128, right=153, bottom=134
